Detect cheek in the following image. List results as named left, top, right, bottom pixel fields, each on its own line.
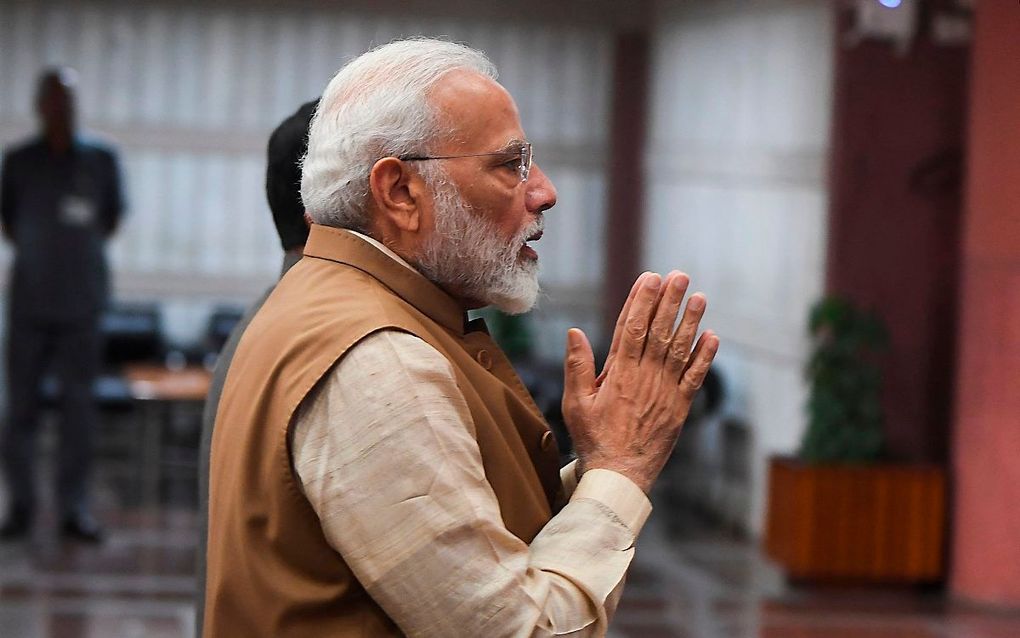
left=461, top=174, right=526, bottom=233
left=466, top=189, right=522, bottom=234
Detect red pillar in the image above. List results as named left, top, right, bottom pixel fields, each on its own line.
left=602, top=32, right=649, bottom=341
left=826, top=5, right=968, bottom=464
left=950, top=0, right=1020, bottom=608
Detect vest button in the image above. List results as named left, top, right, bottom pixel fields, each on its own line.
left=476, top=349, right=492, bottom=370
left=540, top=430, right=556, bottom=452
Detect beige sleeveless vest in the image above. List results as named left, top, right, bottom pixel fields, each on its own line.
left=204, top=225, right=562, bottom=637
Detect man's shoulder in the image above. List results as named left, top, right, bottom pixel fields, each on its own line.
left=223, top=267, right=432, bottom=411
left=274, top=257, right=419, bottom=317
left=248, top=261, right=424, bottom=350
left=75, top=136, right=119, bottom=162
left=2, top=137, right=44, bottom=163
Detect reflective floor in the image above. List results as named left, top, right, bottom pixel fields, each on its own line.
left=612, top=518, right=1020, bottom=638
left=2, top=474, right=1020, bottom=637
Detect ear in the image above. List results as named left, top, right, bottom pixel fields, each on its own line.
left=369, top=157, right=425, bottom=233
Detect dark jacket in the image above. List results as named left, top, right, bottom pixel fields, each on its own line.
left=0, top=136, right=123, bottom=320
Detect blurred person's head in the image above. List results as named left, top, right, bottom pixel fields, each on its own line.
left=266, top=99, right=318, bottom=253
left=35, top=67, right=77, bottom=144
left=301, top=39, right=556, bottom=314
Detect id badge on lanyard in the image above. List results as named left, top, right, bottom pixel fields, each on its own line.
left=60, top=195, right=96, bottom=226
left=60, top=162, right=97, bottom=227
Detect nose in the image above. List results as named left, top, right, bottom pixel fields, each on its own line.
left=526, top=163, right=557, bottom=214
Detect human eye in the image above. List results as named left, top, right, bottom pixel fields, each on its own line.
left=501, top=155, right=523, bottom=171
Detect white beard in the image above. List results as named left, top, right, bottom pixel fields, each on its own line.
left=415, top=173, right=542, bottom=315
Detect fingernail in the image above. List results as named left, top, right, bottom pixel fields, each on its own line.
left=689, top=294, right=705, bottom=311
left=645, top=273, right=662, bottom=289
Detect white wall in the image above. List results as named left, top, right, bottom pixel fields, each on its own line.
left=0, top=0, right=615, bottom=350
left=644, top=0, right=835, bottom=535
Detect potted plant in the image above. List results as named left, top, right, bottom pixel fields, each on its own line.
left=764, top=297, right=946, bottom=583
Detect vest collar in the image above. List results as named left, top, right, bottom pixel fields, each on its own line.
left=303, top=224, right=468, bottom=335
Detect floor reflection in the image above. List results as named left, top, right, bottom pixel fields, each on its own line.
left=2, top=472, right=1020, bottom=637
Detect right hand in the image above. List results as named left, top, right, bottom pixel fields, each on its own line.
left=561, top=271, right=719, bottom=494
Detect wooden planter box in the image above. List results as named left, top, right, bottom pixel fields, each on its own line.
left=764, top=456, right=946, bottom=583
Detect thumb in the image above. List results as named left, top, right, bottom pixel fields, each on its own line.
left=563, top=328, right=597, bottom=398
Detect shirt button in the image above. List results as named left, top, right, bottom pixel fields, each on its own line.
left=541, top=430, right=556, bottom=452
left=476, top=349, right=492, bottom=370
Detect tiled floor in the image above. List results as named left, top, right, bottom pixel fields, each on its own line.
left=3, top=477, right=1020, bottom=637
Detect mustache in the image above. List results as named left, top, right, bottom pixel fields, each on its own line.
left=514, top=215, right=544, bottom=244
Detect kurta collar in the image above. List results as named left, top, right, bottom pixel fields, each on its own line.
left=302, top=224, right=468, bottom=335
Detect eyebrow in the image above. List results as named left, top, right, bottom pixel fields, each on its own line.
left=495, top=138, right=528, bottom=153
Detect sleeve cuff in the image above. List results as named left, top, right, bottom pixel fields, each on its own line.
left=571, top=468, right=652, bottom=536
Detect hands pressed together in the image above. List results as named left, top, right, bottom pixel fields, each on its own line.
left=562, top=271, right=719, bottom=494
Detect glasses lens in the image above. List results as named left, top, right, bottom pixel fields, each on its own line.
left=520, top=143, right=533, bottom=182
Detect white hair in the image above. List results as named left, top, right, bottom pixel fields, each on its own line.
left=300, top=38, right=497, bottom=231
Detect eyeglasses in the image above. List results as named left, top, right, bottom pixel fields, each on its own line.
left=399, top=142, right=533, bottom=183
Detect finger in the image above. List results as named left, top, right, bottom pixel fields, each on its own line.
left=563, top=328, right=598, bottom=400
left=679, top=331, right=719, bottom=400
left=597, top=273, right=648, bottom=385
left=667, top=292, right=707, bottom=378
left=644, top=271, right=690, bottom=362
left=617, top=272, right=662, bottom=362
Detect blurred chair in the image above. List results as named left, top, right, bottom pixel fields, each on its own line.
left=204, top=305, right=245, bottom=350
left=654, top=367, right=734, bottom=532
left=716, top=417, right=752, bottom=533
left=39, top=302, right=165, bottom=408
left=100, top=302, right=165, bottom=369
left=148, top=304, right=244, bottom=506
left=97, top=302, right=167, bottom=503
left=192, top=305, right=246, bottom=369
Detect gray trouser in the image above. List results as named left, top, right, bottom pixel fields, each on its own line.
left=1, top=314, right=100, bottom=516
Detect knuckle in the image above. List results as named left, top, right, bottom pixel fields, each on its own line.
left=670, top=344, right=690, bottom=362
left=625, top=322, right=648, bottom=342
left=649, top=332, right=670, bottom=352
left=669, top=348, right=690, bottom=369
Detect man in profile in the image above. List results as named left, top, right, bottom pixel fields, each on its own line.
left=0, top=68, right=123, bottom=542
left=195, top=98, right=317, bottom=636
left=205, top=39, right=718, bottom=636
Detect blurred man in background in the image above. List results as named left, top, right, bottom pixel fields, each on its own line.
left=195, top=98, right=316, bottom=636
left=205, top=39, right=717, bottom=636
left=0, top=68, right=123, bottom=542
